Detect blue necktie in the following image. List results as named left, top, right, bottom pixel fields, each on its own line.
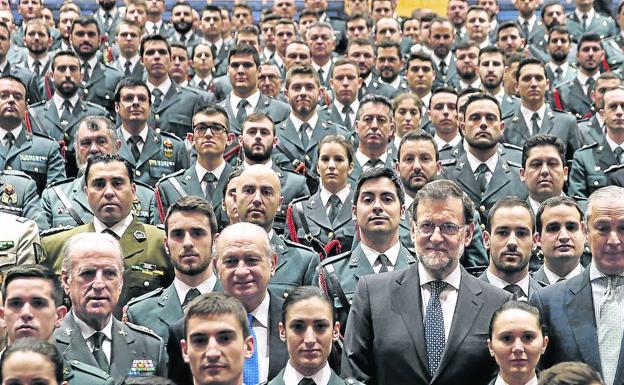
left=425, top=281, right=447, bottom=378
left=243, top=313, right=259, bottom=385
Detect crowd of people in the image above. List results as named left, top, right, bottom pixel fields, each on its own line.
left=0, top=0, right=622, bottom=384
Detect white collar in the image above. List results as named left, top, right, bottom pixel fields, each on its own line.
left=195, top=159, right=227, bottom=181
left=53, top=93, right=79, bottom=111
left=577, top=71, right=599, bottom=88
left=73, top=309, right=113, bottom=341
left=575, top=8, right=595, bottom=23
left=283, top=362, right=332, bottom=385
left=147, top=77, right=173, bottom=98
left=334, top=98, right=359, bottom=116
left=119, top=55, right=140, bottom=67
left=121, top=125, right=149, bottom=144
left=520, top=103, right=547, bottom=129
left=320, top=185, right=350, bottom=207
left=517, top=14, right=536, bottom=28
left=27, top=55, right=48, bottom=70
left=290, top=112, right=319, bottom=132
left=466, top=150, right=498, bottom=174
left=173, top=276, right=217, bottom=306
left=0, top=126, right=21, bottom=141
left=93, top=214, right=134, bottom=239
left=605, top=133, right=624, bottom=152
left=433, top=132, right=462, bottom=149
left=543, top=263, right=583, bottom=284
left=355, top=149, right=388, bottom=167
left=418, top=262, right=462, bottom=290
left=486, top=269, right=531, bottom=297
left=312, top=60, right=333, bottom=79
left=231, top=89, right=261, bottom=112
left=249, top=291, right=270, bottom=328
left=82, top=56, right=98, bottom=73
left=548, top=61, right=569, bottom=74
left=494, top=374, right=538, bottom=385
left=243, top=159, right=273, bottom=169
left=380, top=75, right=402, bottom=89
left=360, top=241, right=402, bottom=269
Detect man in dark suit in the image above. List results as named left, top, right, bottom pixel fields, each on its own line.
left=479, top=197, right=542, bottom=300
left=141, top=34, right=206, bottom=139
left=114, top=78, right=189, bottom=188
left=70, top=16, right=122, bottom=116
left=531, top=186, right=624, bottom=385
left=110, top=22, right=144, bottom=79
left=167, top=222, right=289, bottom=385
left=442, top=93, right=528, bottom=226
left=532, top=196, right=585, bottom=285
left=156, top=105, right=234, bottom=229
left=53, top=232, right=167, bottom=385
left=126, top=196, right=219, bottom=343
left=342, top=179, right=511, bottom=385
left=320, top=167, right=417, bottom=329
left=505, top=58, right=580, bottom=162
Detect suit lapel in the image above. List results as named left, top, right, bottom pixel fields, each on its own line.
left=155, top=85, right=179, bottom=113
left=351, top=245, right=375, bottom=280
left=572, top=78, right=592, bottom=108
left=455, top=157, right=481, bottom=203
left=158, top=285, right=184, bottom=326
left=306, top=193, right=333, bottom=230
left=84, top=63, right=105, bottom=89
left=211, top=162, right=232, bottom=210
left=110, top=319, right=135, bottom=385
left=281, top=119, right=306, bottom=151
left=120, top=218, right=146, bottom=260
left=137, top=129, right=161, bottom=167
left=268, top=292, right=288, bottom=378
left=58, top=313, right=99, bottom=368
left=7, top=129, right=31, bottom=161
left=72, top=178, right=92, bottom=213
left=116, top=129, right=137, bottom=168
left=332, top=190, right=355, bottom=228
left=540, top=106, right=555, bottom=135
left=482, top=158, right=511, bottom=202
left=567, top=270, right=601, bottom=370
left=180, top=166, right=204, bottom=197
left=394, top=245, right=416, bottom=269
left=271, top=233, right=289, bottom=271
left=596, top=138, right=618, bottom=170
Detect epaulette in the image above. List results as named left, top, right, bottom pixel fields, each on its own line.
left=40, top=225, right=74, bottom=237
left=69, top=360, right=110, bottom=380
left=28, top=100, right=46, bottom=108
left=554, top=79, right=574, bottom=89
left=2, top=169, right=32, bottom=178
left=134, top=180, right=155, bottom=191
left=326, top=119, right=347, bottom=130
left=572, top=195, right=588, bottom=202
left=579, top=141, right=599, bottom=151
left=343, top=378, right=365, bottom=385
left=83, top=100, right=107, bottom=111
left=125, top=322, right=160, bottom=339
left=501, top=142, right=522, bottom=151
left=126, top=287, right=164, bottom=308
left=320, top=249, right=351, bottom=266
left=156, top=169, right=185, bottom=185
left=577, top=116, right=591, bottom=124
left=317, top=105, right=329, bottom=113
left=45, top=177, right=77, bottom=188
left=14, top=216, right=29, bottom=223
left=102, top=62, right=122, bottom=72
left=443, top=158, right=457, bottom=167
left=505, top=159, right=522, bottom=168
left=159, top=130, right=184, bottom=142
left=289, top=195, right=311, bottom=206
left=282, top=237, right=316, bottom=253
left=605, top=163, right=624, bottom=173
left=31, top=130, right=56, bottom=141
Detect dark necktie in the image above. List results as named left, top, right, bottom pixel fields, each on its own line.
left=152, top=24, right=158, bottom=34
left=152, top=88, right=163, bottom=111
left=237, top=99, right=249, bottom=126
left=504, top=284, right=524, bottom=300
left=92, top=332, right=110, bottom=372
left=128, top=135, right=142, bottom=162
left=4, top=131, right=14, bottom=151
left=198, top=79, right=207, bottom=90
left=318, top=68, right=325, bottom=83
left=530, top=112, right=540, bottom=135
left=475, top=163, right=489, bottom=195
left=124, top=60, right=132, bottom=76
left=328, top=194, right=341, bottom=223
left=615, top=147, right=624, bottom=165
left=82, top=62, right=90, bottom=82
left=586, top=77, right=595, bottom=99
left=300, top=122, right=310, bottom=149
left=439, top=60, right=447, bottom=76
left=555, top=66, right=563, bottom=81
left=365, top=158, right=382, bottom=170
left=102, top=228, right=120, bottom=240
left=425, top=280, right=447, bottom=378
left=33, top=60, right=41, bottom=77
left=243, top=314, right=259, bottom=385
left=342, top=105, right=353, bottom=131
left=203, top=172, right=216, bottom=200
left=377, top=253, right=391, bottom=273
left=556, top=277, right=566, bottom=283
left=104, top=13, right=112, bottom=27
left=182, top=288, right=201, bottom=308
left=522, top=20, right=529, bottom=39
left=60, top=99, right=72, bottom=125
left=299, top=378, right=316, bottom=385
left=180, top=33, right=187, bottom=42
left=582, top=14, right=589, bottom=31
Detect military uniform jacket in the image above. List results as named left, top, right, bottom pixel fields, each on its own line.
left=319, top=243, right=416, bottom=327
left=64, top=359, right=114, bottom=385
left=3, top=61, right=42, bottom=105
left=147, top=83, right=205, bottom=140
left=29, top=98, right=108, bottom=151
left=41, top=218, right=174, bottom=318
left=269, top=233, right=320, bottom=300
left=285, top=189, right=356, bottom=253
left=79, top=61, right=122, bottom=116
left=439, top=141, right=523, bottom=165
left=0, top=128, right=66, bottom=194
left=568, top=138, right=617, bottom=198
left=54, top=313, right=167, bottom=385
left=441, top=153, right=528, bottom=225
left=566, top=11, right=617, bottom=42
left=269, top=164, right=310, bottom=234
left=0, top=170, right=49, bottom=230
left=266, top=368, right=363, bottom=385
left=95, top=10, right=122, bottom=44
left=503, top=104, right=580, bottom=161
left=358, top=77, right=398, bottom=101
left=41, top=177, right=158, bottom=228
left=219, top=92, right=291, bottom=137
left=347, top=151, right=397, bottom=187
left=116, top=128, right=190, bottom=188
left=545, top=63, right=578, bottom=88
left=126, top=284, right=183, bottom=344
left=521, top=18, right=547, bottom=46
left=578, top=114, right=604, bottom=146
left=552, top=77, right=593, bottom=120
left=0, top=212, right=42, bottom=273
left=605, top=163, right=624, bottom=187
left=156, top=162, right=233, bottom=229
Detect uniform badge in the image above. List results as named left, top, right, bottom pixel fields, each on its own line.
left=512, top=116, right=519, bottom=122
left=61, top=119, right=69, bottom=127
left=1, top=184, right=17, bottom=206
left=163, top=138, right=173, bottom=159
left=133, top=230, right=146, bottom=242
left=57, top=207, right=65, bottom=214
left=63, top=328, right=73, bottom=336
left=117, top=330, right=128, bottom=336
left=132, top=197, right=142, bottom=217
left=0, top=241, right=14, bottom=251
left=128, top=359, right=156, bottom=377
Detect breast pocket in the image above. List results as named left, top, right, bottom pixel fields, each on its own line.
left=148, top=159, right=176, bottom=180
left=588, top=174, right=608, bottom=195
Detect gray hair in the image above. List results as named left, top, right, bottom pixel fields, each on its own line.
left=586, top=186, right=624, bottom=224
left=73, top=116, right=118, bottom=167
left=213, top=222, right=275, bottom=260
left=61, top=232, right=124, bottom=275
left=305, top=21, right=335, bottom=41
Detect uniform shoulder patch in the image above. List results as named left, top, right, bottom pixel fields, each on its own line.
left=505, top=160, right=522, bottom=168
left=126, top=287, right=164, bottom=308
left=69, top=360, right=110, bottom=380
left=2, top=169, right=31, bottom=178
left=501, top=142, right=522, bottom=151
left=579, top=141, right=599, bottom=151
left=134, top=180, right=155, bottom=191
left=40, top=225, right=74, bottom=237
left=156, top=169, right=185, bottom=184
left=28, top=100, right=46, bottom=108
left=289, top=195, right=311, bottom=206
left=45, top=177, right=77, bottom=188
left=160, top=130, right=184, bottom=142
left=31, top=131, right=56, bottom=141
left=125, top=322, right=160, bottom=339
left=282, top=237, right=316, bottom=253
left=442, top=158, right=457, bottom=167
left=605, top=164, right=624, bottom=173
left=321, top=250, right=351, bottom=266
left=84, top=101, right=107, bottom=111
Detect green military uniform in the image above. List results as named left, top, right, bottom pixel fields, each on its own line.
left=0, top=128, right=66, bottom=194
left=441, top=153, right=528, bottom=226
left=64, top=360, right=114, bottom=385
left=565, top=11, right=617, bottom=42
left=0, top=212, right=44, bottom=274
left=147, top=83, right=206, bottom=140
left=319, top=243, right=416, bottom=330
left=578, top=115, right=604, bottom=146
left=568, top=138, right=617, bottom=199
left=439, top=142, right=523, bottom=165
left=116, top=128, right=190, bottom=188
left=41, top=217, right=174, bottom=318
left=0, top=170, right=49, bottom=230
left=265, top=368, right=364, bottom=385
left=155, top=163, right=234, bottom=229
left=79, top=61, right=123, bottom=116
left=5, top=61, right=43, bottom=104
left=54, top=313, right=167, bottom=385
left=41, top=177, right=158, bottom=227
left=266, top=163, right=310, bottom=234
left=269, top=233, right=320, bottom=299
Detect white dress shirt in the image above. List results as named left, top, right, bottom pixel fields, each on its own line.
left=542, top=263, right=583, bottom=284
left=53, top=93, right=79, bottom=121
left=320, top=185, right=350, bottom=216
left=290, top=112, right=319, bottom=141
left=485, top=270, right=530, bottom=301
left=147, top=77, right=173, bottom=102
left=520, top=103, right=546, bottom=136
left=249, top=293, right=271, bottom=382
left=577, top=71, right=600, bottom=98
left=121, top=125, right=149, bottom=153
left=466, top=151, right=498, bottom=185
left=590, top=262, right=624, bottom=328
left=494, top=374, right=538, bottom=385
left=74, top=310, right=113, bottom=363
left=355, top=150, right=388, bottom=171
left=418, top=263, right=461, bottom=340
left=195, top=161, right=226, bottom=197
left=360, top=241, right=401, bottom=273
left=231, top=89, right=260, bottom=117
left=93, top=213, right=134, bottom=239
left=282, top=362, right=332, bottom=385
left=173, top=276, right=217, bottom=306
left=433, top=133, right=462, bottom=150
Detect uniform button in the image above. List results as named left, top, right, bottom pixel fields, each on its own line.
left=105, top=94, right=110, bottom=99
left=594, top=181, right=599, bottom=186
left=155, top=114, right=160, bottom=121
left=5, top=166, right=11, bottom=170
left=328, top=232, right=334, bottom=239
left=136, top=170, right=141, bottom=176
left=34, top=167, right=39, bottom=172
left=480, top=205, right=486, bottom=212
left=84, top=89, right=89, bottom=94
left=480, top=224, right=486, bottom=230
left=144, top=281, right=150, bottom=287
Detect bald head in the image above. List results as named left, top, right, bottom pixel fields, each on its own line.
left=235, top=165, right=283, bottom=232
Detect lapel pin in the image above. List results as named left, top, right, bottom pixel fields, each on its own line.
left=117, top=330, right=128, bottom=336
left=133, top=231, right=146, bottom=242
left=185, top=175, right=191, bottom=180
left=63, top=328, right=73, bottom=336
left=512, top=116, right=519, bottom=122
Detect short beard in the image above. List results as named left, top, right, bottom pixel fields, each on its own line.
left=243, top=146, right=272, bottom=163
left=173, top=21, right=192, bottom=34
left=173, top=258, right=211, bottom=276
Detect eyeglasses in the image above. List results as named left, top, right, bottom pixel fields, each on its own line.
left=415, top=221, right=463, bottom=236
left=193, top=123, right=227, bottom=136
